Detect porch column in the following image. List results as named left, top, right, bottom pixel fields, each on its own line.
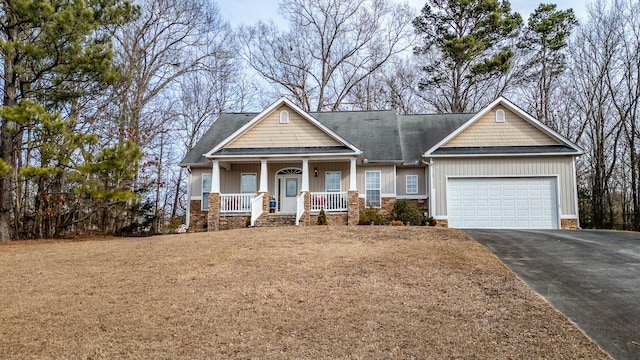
left=348, top=157, right=359, bottom=226
left=211, top=160, right=220, bottom=193
left=349, top=157, right=357, bottom=191
left=256, top=159, right=269, bottom=225
left=259, top=159, right=268, bottom=193
left=208, top=160, right=221, bottom=231
left=301, top=159, right=310, bottom=225
left=301, top=158, right=310, bottom=192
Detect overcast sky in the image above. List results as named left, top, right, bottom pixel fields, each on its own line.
left=218, top=0, right=595, bottom=28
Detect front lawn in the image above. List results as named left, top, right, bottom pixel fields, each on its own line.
left=0, top=226, right=608, bottom=358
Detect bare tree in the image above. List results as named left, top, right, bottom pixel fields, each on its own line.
left=111, top=0, right=235, bottom=147
left=602, top=0, right=640, bottom=229
left=568, top=0, right=625, bottom=228
left=343, top=58, right=434, bottom=114
left=240, top=0, right=415, bottom=112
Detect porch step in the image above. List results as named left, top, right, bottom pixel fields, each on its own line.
left=257, top=214, right=297, bottom=227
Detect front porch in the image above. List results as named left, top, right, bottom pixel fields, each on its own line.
left=203, top=158, right=360, bottom=231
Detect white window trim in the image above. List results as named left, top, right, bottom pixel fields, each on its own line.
left=325, top=171, right=342, bottom=192
left=496, top=109, right=505, bottom=123
left=365, top=170, right=381, bottom=208
left=202, top=173, right=212, bottom=211
left=406, top=174, right=418, bottom=194
left=279, top=110, right=289, bottom=124
left=241, top=173, right=258, bottom=194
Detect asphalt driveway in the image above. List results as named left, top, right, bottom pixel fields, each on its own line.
left=465, top=229, right=640, bottom=360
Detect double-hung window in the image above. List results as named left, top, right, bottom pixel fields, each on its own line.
left=241, top=173, right=257, bottom=193
left=202, top=173, right=212, bottom=210
left=325, top=172, right=341, bottom=192
left=365, top=171, right=381, bottom=207
left=406, top=175, right=418, bottom=194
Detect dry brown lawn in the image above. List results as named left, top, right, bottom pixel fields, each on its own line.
left=0, top=226, right=608, bottom=359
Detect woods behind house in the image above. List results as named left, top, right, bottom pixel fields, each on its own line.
left=0, top=0, right=638, bottom=240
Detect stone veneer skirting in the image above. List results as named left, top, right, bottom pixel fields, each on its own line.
left=560, top=218, right=579, bottom=230
left=190, top=197, right=576, bottom=231
left=189, top=194, right=439, bottom=231
left=309, top=213, right=349, bottom=225
left=188, top=200, right=209, bottom=232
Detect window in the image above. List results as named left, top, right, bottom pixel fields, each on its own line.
left=241, top=173, right=257, bottom=193
left=325, top=172, right=341, bottom=192
left=365, top=171, right=381, bottom=207
left=279, top=110, right=289, bottom=124
left=202, top=173, right=212, bottom=210
left=406, top=175, right=418, bottom=194
left=286, top=178, right=298, bottom=197
left=496, top=109, right=505, bottom=123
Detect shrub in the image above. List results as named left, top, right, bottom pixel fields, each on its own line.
left=317, top=208, right=328, bottom=225
left=391, top=220, right=404, bottom=226
left=391, top=199, right=423, bottom=226
left=359, top=206, right=385, bottom=225
left=422, top=216, right=437, bottom=226
left=166, top=216, right=183, bottom=233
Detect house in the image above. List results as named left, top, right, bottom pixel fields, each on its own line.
left=179, top=97, right=582, bottom=231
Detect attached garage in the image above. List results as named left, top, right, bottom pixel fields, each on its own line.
left=447, top=177, right=559, bottom=229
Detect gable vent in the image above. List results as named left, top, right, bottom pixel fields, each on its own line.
left=496, top=109, right=505, bottom=123
left=280, top=110, right=289, bottom=124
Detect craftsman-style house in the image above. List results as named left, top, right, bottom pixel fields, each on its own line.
left=179, top=97, right=582, bottom=231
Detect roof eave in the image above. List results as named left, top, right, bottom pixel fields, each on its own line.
left=425, top=151, right=582, bottom=158
left=207, top=151, right=362, bottom=160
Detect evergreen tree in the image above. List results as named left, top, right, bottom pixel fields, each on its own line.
left=413, top=0, right=522, bottom=113
left=517, top=3, right=578, bottom=126
left=0, top=0, right=135, bottom=240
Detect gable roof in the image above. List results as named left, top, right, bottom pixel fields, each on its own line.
left=180, top=97, right=583, bottom=168
left=205, top=97, right=361, bottom=157
left=424, top=97, right=583, bottom=157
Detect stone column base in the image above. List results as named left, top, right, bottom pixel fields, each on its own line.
left=348, top=191, right=359, bottom=226
left=300, top=191, right=311, bottom=226
left=207, top=193, right=221, bottom=231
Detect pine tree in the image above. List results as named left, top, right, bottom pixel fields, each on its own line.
left=0, top=0, right=135, bottom=240
left=517, top=3, right=578, bottom=125
left=413, top=0, right=522, bottom=113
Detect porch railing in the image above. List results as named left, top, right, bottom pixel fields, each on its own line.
left=250, top=193, right=264, bottom=226
left=295, top=193, right=305, bottom=225
left=310, top=191, right=348, bottom=212
left=220, top=193, right=255, bottom=213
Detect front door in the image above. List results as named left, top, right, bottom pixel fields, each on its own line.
left=275, top=168, right=303, bottom=214
left=279, top=176, right=300, bottom=213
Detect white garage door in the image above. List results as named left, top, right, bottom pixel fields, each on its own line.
left=448, top=177, right=558, bottom=229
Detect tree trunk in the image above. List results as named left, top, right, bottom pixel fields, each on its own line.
left=0, top=27, right=19, bottom=242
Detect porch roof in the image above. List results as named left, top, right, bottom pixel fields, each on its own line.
left=212, top=145, right=356, bottom=157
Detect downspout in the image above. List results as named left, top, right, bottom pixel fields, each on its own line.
left=422, top=157, right=434, bottom=217
left=185, top=166, right=192, bottom=229
left=429, top=158, right=434, bottom=218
